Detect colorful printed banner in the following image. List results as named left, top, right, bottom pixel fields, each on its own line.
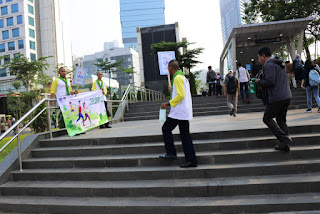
left=57, top=90, right=109, bottom=136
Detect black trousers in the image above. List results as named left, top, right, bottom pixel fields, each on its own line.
left=100, top=101, right=111, bottom=128
left=208, top=83, right=216, bottom=96
left=162, top=117, right=197, bottom=162
left=263, top=99, right=291, bottom=142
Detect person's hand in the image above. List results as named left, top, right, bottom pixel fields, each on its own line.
left=255, top=79, right=260, bottom=83
left=50, top=101, right=54, bottom=106
left=75, top=90, right=79, bottom=94
left=161, top=102, right=168, bottom=109
left=301, top=85, right=306, bottom=90
left=168, top=86, right=171, bottom=93
left=102, top=89, right=105, bottom=94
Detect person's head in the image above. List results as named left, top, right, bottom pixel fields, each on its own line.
left=228, top=70, right=233, bottom=76
left=168, top=60, right=179, bottom=75
left=258, top=47, right=272, bottom=65
left=295, top=54, right=300, bottom=60
left=304, top=59, right=314, bottom=69
left=274, top=56, right=279, bottom=60
left=53, top=112, right=55, bottom=114
left=237, top=63, right=242, bottom=68
left=83, top=102, right=86, bottom=107
left=285, top=61, right=290, bottom=64
left=208, top=66, right=212, bottom=70
left=312, top=60, right=319, bottom=66
left=59, top=67, right=67, bottom=78
left=97, top=71, right=103, bottom=80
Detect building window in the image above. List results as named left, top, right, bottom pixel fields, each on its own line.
left=18, top=39, right=23, bottom=49
left=0, top=43, right=5, bottom=52
left=0, top=0, right=2, bottom=4
left=30, top=41, right=35, bottom=50
left=11, top=3, right=18, bottom=13
left=8, top=41, right=15, bottom=51
left=28, top=5, right=33, bottom=14
left=12, top=28, right=19, bottom=37
left=6, top=0, right=13, bottom=2
left=28, top=0, right=33, bottom=2
left=0, top=68, right=6, bottom=77
left=6, top=17, right=13, bottom=26
left=4, top=55, right=10, bottom=64
left=13, top=53, right=20, bottom=58
left=29, top=28, right=35, bottom=38
left=30, top=53, right=36, bottom=61
left=0, top=19, right=3, bottom=28
left=28, top=16, right=34, bottom=26
left=2, top=30, right=9, bottom=40
left=1, top=6, right=8, bottom=15
left=17, top=15, right=22, bottom=24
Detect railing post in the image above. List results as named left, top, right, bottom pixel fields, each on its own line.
left=17, top=126, right=22, bottom=171
left=145, top=89, right=147, bottom=102
left=148, top=90, right=151, bottom=101
left=47, top=99, right=53, bottom=139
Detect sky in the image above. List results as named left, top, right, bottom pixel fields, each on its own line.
left=68, top=0, right=224, bottom=71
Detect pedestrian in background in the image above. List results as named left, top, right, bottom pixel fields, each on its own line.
left=256, top=47, right=292, bottom=152
left=216, top=73, right=222, bottom=96
left=236, top=63, right=251, bottom=104
left=160, top=60, right=197, bottom=168
left=224, top=70, right=240, bottom=117
left=293, top=54, right=304, bottom=87
left=301, top=59, right=320, bottom=113
left=285, top=61, right=297, bottom=89
left=206, top=66, right=217, bottom=96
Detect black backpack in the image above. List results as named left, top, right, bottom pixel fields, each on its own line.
left=227, top=76, right=237, bottom=94
left=208, top=70, right=217, bottom=81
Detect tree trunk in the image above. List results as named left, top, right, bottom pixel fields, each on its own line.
left=304, top=33, right=311, bottom=60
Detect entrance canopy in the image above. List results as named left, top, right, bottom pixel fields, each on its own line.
left=220, top=17, right=313, bottom=76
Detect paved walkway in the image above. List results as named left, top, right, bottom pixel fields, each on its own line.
left=55, top=107, right=320, bottom=140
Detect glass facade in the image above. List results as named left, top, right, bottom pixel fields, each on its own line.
left=28, top=5, right=33, bottom=14
left=29, top=28, right=34, bottom=38
left=0, top=19, right=3, bottom=28
left=18, top=39, right=23, bottom=49
left=8, top=41, right=14, bottom=51
left=2, top=30, right=8, bottom=39
left=220, top=0, right=250, bottom=44
left=1, top=6, right=8, bottom=15
left=17, top=15, right=22, bottom=24
left=0, top=43, right=5, bottom=52
left=30, top=53, right=36, bottom=61
left=12, top=28, right=19, bottom=37
left=30, top=41, right=35, bottom=50
left=120, top=0, right=165, bottom=50
left=28, top=16, right=34, bottom=26
left=11, top=3, right=18, bottom=13
left=6, top=17, right=13, bottom=26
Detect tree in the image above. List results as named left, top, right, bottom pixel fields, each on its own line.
left=243, top=0, right=320, bottom=59
left=0, top=55, right=50, bottom=92
left=94, top=57, right=123, bottom=99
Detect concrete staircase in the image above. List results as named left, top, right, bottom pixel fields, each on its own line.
left=0, top=125, right=320, bottom=213
left=124, top=89, right=314, bottom=121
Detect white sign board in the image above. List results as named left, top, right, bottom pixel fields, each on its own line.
left=157, top=51, right=176, bottom=75
left=73, top=67, right=88, bottom=86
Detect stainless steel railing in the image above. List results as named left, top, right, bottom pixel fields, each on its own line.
left=0, top=96, right=58, bottom=171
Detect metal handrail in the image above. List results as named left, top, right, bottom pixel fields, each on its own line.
left=0, top=97, right=57, bottom=171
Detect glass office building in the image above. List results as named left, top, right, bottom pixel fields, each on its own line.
left=120, top=0, right=165, bottom=50
left=220, top=0, right=250, bottom=44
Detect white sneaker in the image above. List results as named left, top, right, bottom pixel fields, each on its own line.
left=305, top=109, right=312, bottom=113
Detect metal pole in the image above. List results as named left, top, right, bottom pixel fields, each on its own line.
left=121, top=102, right=124, bottom=122
left=17, top=126, right=22, bottom=171
left=145, top=89, right=147, bottom=102
left=47, top=99, right=53, bottom=139
left=148, top=90, right=151, bottom=101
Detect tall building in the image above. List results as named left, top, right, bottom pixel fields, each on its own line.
left=120, top=0, right=165, bottom=50
left=0, top=0, right=72, bottom=96
left=220, top=0, right=250, bottom=44
left=137, top=23, right=180, bottom=91
left=75, top=45, right=141, bottom=90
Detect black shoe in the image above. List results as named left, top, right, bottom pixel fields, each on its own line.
left=180, top=161, right=198, bottom=168
left=100, top=126, right=107, bottom=129
left=229, top=109, right=233, bottom=116
left=275, top=145, right=290, bottom=152
left=105, top=125, right=112, bottom=128
left=159, top=154, right=177, bottom=160
left=275, top=138, right=292, bottom=151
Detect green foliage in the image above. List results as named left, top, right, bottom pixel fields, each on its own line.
left=243, top=0, right=320, bottom=59
left=0, top=55, right=50, bottom=92
left=12, top=81, right=21, bottom=91
left=30, top=103, right=48, bottom=133
left=0, top=134, right=29, bottom=162
left=112, top=92, right=118, bottom=100
left=186, top=72, right=197, bottom=95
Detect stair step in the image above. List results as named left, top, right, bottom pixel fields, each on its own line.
left=0, top=193, right=319, bottom=214
left=1, top=173, right=320, bottom=198
left=11, top=159, right=320, bottom=181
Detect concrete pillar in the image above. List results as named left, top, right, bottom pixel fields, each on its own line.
left=297, top=30, right=304, bottom=57
left=287, top=40, right=296, bottom=62
left=232, top=36, right=237, bottom=72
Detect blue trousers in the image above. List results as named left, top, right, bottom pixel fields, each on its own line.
left=240, top=82, right=250, bottom=99
left=306, top=86, right=320, bottom=109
